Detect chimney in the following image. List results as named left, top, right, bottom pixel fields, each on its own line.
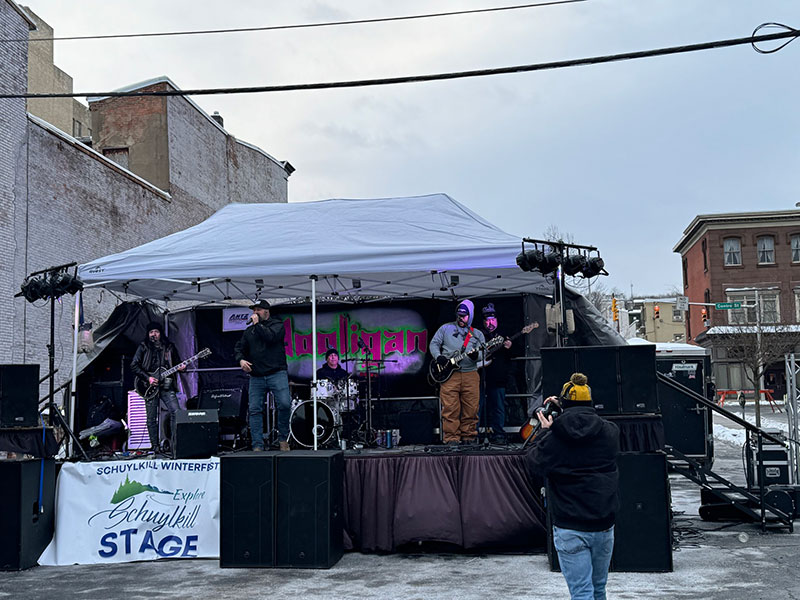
left=211, top=111, right=224, bottom=127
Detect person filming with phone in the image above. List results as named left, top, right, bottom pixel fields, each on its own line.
left=525, top=372, right=620, bottom=600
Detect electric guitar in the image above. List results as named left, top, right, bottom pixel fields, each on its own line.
left=428, top=322, right=538, bottom=385
left=134, top=348, right=211, bottom=400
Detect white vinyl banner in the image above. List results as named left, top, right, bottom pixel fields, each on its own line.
left=39, top=458, right=220, bottom=565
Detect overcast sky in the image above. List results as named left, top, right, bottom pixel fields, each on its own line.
left=24, top=0, right=800, bottom=296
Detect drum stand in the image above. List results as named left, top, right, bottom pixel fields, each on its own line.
left=263, top=391, right=281, bottom=448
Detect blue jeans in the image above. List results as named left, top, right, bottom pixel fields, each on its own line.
left=248, top=371, right=292, bottom=448
left=479, top=385, right=506, bottom=438
left=553, top=525, right=614, bottom=600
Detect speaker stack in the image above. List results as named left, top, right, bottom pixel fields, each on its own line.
left=0, top=459, right=56, bottom=570
left=541, top=345, right=658, bottom=414
left=220, top=450, right=344, bottom=569
left=547, top=452, right=672, bottom=573
left=0, top=364, right=40, bottom=428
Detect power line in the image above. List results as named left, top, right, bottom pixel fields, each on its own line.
left=5, top=1, right=587, bottom=43
left=2, top=26, right=797, bottom=100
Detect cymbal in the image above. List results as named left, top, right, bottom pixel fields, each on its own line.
left=289, top=381, right=310, bottom=387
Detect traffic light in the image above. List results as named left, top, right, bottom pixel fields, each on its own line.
left=701, top=307, right=707, bottom=319
left=654, top=305, right=660, bottom=319
left=611, top=297, right=619, bottom=322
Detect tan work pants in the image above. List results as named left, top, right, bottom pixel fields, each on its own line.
left=439, top=370, right=480, bottom=442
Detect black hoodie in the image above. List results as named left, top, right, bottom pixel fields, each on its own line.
left=526, top=405, right=620, bottom=531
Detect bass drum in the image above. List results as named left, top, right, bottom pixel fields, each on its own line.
left=290, top=400, right=339, bottom=448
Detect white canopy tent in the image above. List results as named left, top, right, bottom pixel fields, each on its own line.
left=78, top=194, right=554, bottom=302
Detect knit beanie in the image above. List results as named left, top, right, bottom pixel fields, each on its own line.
left=560, top=372, right=592, bottom=406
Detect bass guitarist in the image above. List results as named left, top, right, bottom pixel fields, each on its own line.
left=131, top=321, right=185, bottom=453
left=430, top=300, right=485, bottom=445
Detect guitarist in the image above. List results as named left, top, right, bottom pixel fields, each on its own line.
left=430, top=300, right=486, bottom=445
left=130, top=321, right=185, bottom=453
left=478, top=303, right=513, bottom=445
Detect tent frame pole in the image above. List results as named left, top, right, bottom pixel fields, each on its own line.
left=311, top=276, right=318, bottom=451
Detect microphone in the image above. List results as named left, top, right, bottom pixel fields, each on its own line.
left=357, top=338, right=368, bottom=353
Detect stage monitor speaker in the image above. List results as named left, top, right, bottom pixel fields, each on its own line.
left=174, top=409, right=219, bottom=458
left=0, top=364, right=40, bottom=427
left=612, top=452, right=672, bottom=572
left=275, top=450, right=343, bottom=568
left=0, top=459, right=56, bottom=570
left=220, top=452, right=276, bottom=567
left=199, top=388, right=243, bottom=419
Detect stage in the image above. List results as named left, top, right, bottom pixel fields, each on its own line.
left=37, top=445, right=546, bottom=566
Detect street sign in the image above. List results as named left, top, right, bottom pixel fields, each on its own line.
left=675, top=295, right=689, bottom=311
left=715, top=302, right=741, bottom=310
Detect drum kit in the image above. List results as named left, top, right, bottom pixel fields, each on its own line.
left=289, top=377, right=363, bottom=448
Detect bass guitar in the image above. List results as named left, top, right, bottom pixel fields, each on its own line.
left=134, top=347, right=211, bottom=400
left=428, top=322, right=538, bottom=385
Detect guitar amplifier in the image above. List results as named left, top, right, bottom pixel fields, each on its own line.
left=174, top=409, right=219, bottom=458
left=199, top=388, right=243, bottom=419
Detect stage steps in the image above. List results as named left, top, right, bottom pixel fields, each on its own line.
left=667, top=445, right=793, bottom=532
left=658, top=374, right=794, bottom=533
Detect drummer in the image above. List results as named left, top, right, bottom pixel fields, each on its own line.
left=316, top=348, right=349, bottom=382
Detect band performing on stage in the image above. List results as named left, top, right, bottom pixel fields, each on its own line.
left=128, top=297, right=527, bottom=453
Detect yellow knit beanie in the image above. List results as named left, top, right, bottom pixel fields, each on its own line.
left=560, top=372, right=591, bottom=402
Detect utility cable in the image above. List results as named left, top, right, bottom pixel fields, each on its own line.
left=2, top=1, right=587, bottom=43
left=1, top=24, right=797, bottom=100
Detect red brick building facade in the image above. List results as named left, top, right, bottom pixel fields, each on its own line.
left=674, top=209, right=800, bottom=395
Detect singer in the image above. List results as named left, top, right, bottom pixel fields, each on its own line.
left=234, top=300, right=292, bottom=451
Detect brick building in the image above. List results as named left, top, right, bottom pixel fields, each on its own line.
left=674, top=209, right=800, bottom=396
left=1, top=2, right=293, bottom=396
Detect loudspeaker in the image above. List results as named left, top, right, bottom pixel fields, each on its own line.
left=0, top=459, right=56, bottom=570
left=174, top=409, right=219, bottom=458
left=0, top=364, right=39, bottom=427
left=275, top=450, right=343, bottom=568
left=220, top=452, right=276, bottom=567
left=199, top=388, right=243, bottom=419
left=612, top=452, right=672, bottom=572
left=398, top=409, right=436, bottom=445
left=541, top=346, right=658, bottom=415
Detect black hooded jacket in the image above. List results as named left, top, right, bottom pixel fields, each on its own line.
left=234, top=316, right=288, bottom=376
left=526, top=405, right=620, bottom=531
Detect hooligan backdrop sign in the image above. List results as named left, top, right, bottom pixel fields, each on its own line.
left=39, top=458, right=220, bottom=565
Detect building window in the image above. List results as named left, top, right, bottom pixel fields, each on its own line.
left=724, top=238, right=741, bottom=266
left=701, top=239, right=708, bottom=271
left=682, top=258, right=688, bottom=288
left=72, top=119, right=82, bottom=137
left=792, top=235, right=800, bottom=263
left=757, top=236, right=775, bottom=264
left=728, top=291, right=780, bottom=325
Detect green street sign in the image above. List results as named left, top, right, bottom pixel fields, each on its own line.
left=715, top=302, right=741, bottom=310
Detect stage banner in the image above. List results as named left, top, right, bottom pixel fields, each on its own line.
left=39, top=458, right=220, bottom=565
left=222, top=307, right=251, bottom=331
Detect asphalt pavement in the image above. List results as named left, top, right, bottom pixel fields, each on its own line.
left=2, top=407, right=799, bottom=600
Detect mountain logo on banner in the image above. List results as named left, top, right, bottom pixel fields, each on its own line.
left=110, top=475, right=172, bottom=504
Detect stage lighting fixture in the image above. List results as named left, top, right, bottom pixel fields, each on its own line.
left=50, top=272, right=83, bottom=297
left=582, top=256, right=606, bottom=278
left=516, top=249, right=542, bottom=272
left=562, top=254, right=587, bottom=276
left=538, top=252, right=561, bottom=275
left=17, top=277, right=49, bottom=302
